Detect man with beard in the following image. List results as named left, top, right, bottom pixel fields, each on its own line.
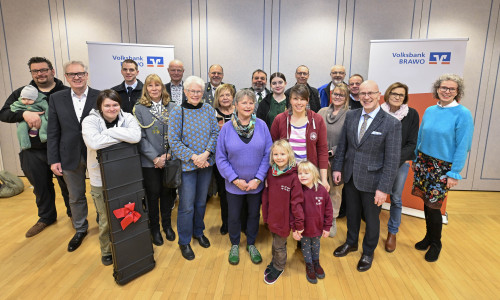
left=0, top=57, right=71, bottom=237
left=249, top=69, right=270, bottom=111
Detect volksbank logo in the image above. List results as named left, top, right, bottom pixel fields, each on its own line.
left=429, top=52, right=451, bottom=64
left=147, top=56, right=164, bottom=67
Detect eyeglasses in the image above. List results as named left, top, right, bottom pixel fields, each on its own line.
left=331, top=71, right=345, bottom=75
left=359, top=91, right=380, bottom=97
left=439, top=86, right=457, bottom=93
left=332, top=93, right=345, bottom=98
left=187, top=89, right=202, bottom=95
left=65, top=72, right=87, bottom=78
left=30, top=68, right=50, bottom=74
left=296, top=72, right=309, bottom=76
left=389, top=92, right=405, bottom=99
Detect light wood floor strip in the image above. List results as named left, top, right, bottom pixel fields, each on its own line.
left=0, top=178, right=499, bottom=299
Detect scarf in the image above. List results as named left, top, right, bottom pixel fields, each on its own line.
left=381, top=102, right=409, bottom=121
left=231, top=112, right=256, bottom=138
left=271, top=163, right=292, bottom=176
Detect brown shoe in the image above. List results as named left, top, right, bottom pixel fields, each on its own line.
left=25, top=222, right=48, bottom=238
left=385, top=232, right=396, bottom=252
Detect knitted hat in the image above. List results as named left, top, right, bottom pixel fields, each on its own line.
left=20, top=85, right=38, bottom=101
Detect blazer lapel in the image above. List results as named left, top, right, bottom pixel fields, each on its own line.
left=358, top=109, right=385, bottom=146
left=64, top=90, right=81, bottom=124
left=352, top=109, right=363, bottom=147
left=81, top=88, right=97, bottom=123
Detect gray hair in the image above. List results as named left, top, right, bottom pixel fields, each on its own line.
left=63, top=60, right=87, bottom=72
left=234, top=88, right=256, bottom=105
left=432, top=73, right=465, bottom=102
left=183, top=75, right=205, bottom=91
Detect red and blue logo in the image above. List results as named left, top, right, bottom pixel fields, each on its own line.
left=429, top=52, right=451, bottom=64
left=147, top=56, right=164, bottom=67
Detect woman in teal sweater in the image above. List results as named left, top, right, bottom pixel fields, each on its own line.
left=412, top=74, right=473, bottom=262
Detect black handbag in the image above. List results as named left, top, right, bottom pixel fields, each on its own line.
left=163, top=107, right=183, bottom=188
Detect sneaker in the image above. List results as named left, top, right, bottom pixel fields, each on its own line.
left=313, top=259, right=325, bottom=279
left=305, top=262, right=317, bottom=284
left=25, top=222, right=49, bottom=238
left=329, top=218, right=337, bottom=237
left=264, top=266, right=283, bottom=285
left=228, top=245, right=239, bottom=265
left=247, top=245, right=262, bottom=264
left=264, top=262, right=273, bottom=276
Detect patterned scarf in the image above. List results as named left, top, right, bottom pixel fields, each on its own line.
left=381, top=102, right=408, bottom=121
left=271, top=163, right=292, bottom=176
left=231, top=112, right=256, bottom=138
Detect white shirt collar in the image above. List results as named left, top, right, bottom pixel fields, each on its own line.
left=437, top=100, right=459, bottom=108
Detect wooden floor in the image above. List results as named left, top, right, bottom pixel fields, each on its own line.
left=1, top=178, right=499, bottom=299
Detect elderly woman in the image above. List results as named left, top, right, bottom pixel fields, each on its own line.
left=168, top=75, right=219, bottom=260
left=317, top=83, right=349, bottom=237
left=213, top=84, right=236, bottom=234
left=216, top=89, right=272, bottom=265
left=82, top=89, right=141, bottom=265
left=133, top=74, right=177, bottom=246
left=380, top=82, right=419, bottom=252
left=256, top=72, right=288, bottom=129
left=412, top=74, right=473, bottom=262
left=270, top=84, right=329, bottom=192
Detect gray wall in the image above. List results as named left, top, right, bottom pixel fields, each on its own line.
left=0, top=0, right=498, bottom=190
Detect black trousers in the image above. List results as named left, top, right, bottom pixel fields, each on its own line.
left=142, top=167, right=176, bottom=231
left=19, top=148, right=70, bottom=223
left=344, top=179, right=381, bottom=256
left=213, top=164, right=228, bottom=226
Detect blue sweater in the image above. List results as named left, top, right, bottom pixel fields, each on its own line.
left=416, top=104, right=473, bottom=180
left=215, top=118, right=273, bottom=195
left=168, top=103, right=219, bottom=172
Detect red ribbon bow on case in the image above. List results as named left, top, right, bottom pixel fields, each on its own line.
left=113, top=203, right=141, bottom=230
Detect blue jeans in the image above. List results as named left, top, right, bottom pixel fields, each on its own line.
left=177, top=166, right=213, bottom=245
left=388, top=162, right=410, bottom=234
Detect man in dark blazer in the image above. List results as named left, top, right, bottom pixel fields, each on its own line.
left=332, top=80, right=401, bottom=272
left=111, top=59, right=143, bottom=113
left=202, top=64, right=235, bottom=106
left=165, top=59, right=186, bottom=106
left=284, top=65, right=321, bottom=112
left=48, top=61, right=98, bottom=252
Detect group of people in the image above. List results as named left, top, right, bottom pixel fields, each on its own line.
left=0, top=57, right=473, bottom=284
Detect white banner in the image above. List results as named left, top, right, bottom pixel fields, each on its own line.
left=87, top=42, right=175, bottom=90
left=368, top=38, right=468, bottom=94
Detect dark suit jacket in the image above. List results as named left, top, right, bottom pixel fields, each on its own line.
left=111, top=79, right=143, bottom=113
left=47, top=87, right=99, bottom=170
left=165, top=82, right=187, bottom=105
left=332, top=108, right=402, bottom=194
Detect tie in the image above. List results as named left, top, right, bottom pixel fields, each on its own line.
left=358, top=114, right=370, bottom=142
left=257, top=92, right=263, bottom=103
left=127, top=86, right=133, bottom=96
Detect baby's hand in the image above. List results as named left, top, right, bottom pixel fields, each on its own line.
left=322, top=230, right=329, bottom=238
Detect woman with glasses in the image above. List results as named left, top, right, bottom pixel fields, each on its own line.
left=412, top=74, right=473, bottom=262
left=380, top=82, right=419, bottom=252
left=317, top=83, right=349, bottom=237
left=168, top=76, right=219, bottom=260
left=133, top=74, right=177, bottom=247
left=257, top=72, right=288, bottom=129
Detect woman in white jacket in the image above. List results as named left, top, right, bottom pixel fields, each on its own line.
left=82, top=89, right=141, bottom=266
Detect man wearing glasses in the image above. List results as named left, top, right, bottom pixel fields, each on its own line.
left=0, top=57, right=72, bottom=238
left=348, top=74, right=364, bottom=110
left=332, top=80, right=401, bottom=272
left=165, top=59, right=187, bottom=106
left=203, top=64, right=228, bottom=106
left=285, top=65, right=321, bottom=112
left=48, top=61, right=99, bottom=252
left=319, top=65, right=347, bottom=108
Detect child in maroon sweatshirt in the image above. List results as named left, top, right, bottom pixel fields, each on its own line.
left=293, top=161, right=333, bottom=284
left=262, top=139, right=304, bottom=285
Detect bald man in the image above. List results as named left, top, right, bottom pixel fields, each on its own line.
left=318, top=65, right=347, bottom=108
left=332, top=80, right=401, bottom=272
left=166, top=59, right=186, bottom=106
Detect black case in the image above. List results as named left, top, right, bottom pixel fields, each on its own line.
left=97, top=142, right=155, bottom=285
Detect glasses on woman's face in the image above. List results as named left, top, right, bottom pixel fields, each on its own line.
left=389, top=92, right=405, bottom=99
left=187, top=89, right=202, bottom=95
left=332, top=93, right=345, bottom=98
left=439, top=86, right=457, bottom=93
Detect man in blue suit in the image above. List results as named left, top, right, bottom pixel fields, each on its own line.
left=332, top=80, right=401, bottom=272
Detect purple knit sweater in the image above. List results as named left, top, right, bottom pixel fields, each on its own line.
left=215, top=118, right=273, bottom=195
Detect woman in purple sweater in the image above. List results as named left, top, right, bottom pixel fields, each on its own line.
left=216, top=89, right=273, bottom=266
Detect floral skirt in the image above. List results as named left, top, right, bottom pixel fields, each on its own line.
left=411, top=151, right=452, bottom=209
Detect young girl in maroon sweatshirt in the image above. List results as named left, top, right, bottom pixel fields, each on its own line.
left=293, top=161, right=333, bottom=284
left=262, top=139, right=304, bottom=285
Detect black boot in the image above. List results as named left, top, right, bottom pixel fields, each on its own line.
left=415, top=205, right=431, bottom=250
left=425, top=207, right=442, bottom=262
